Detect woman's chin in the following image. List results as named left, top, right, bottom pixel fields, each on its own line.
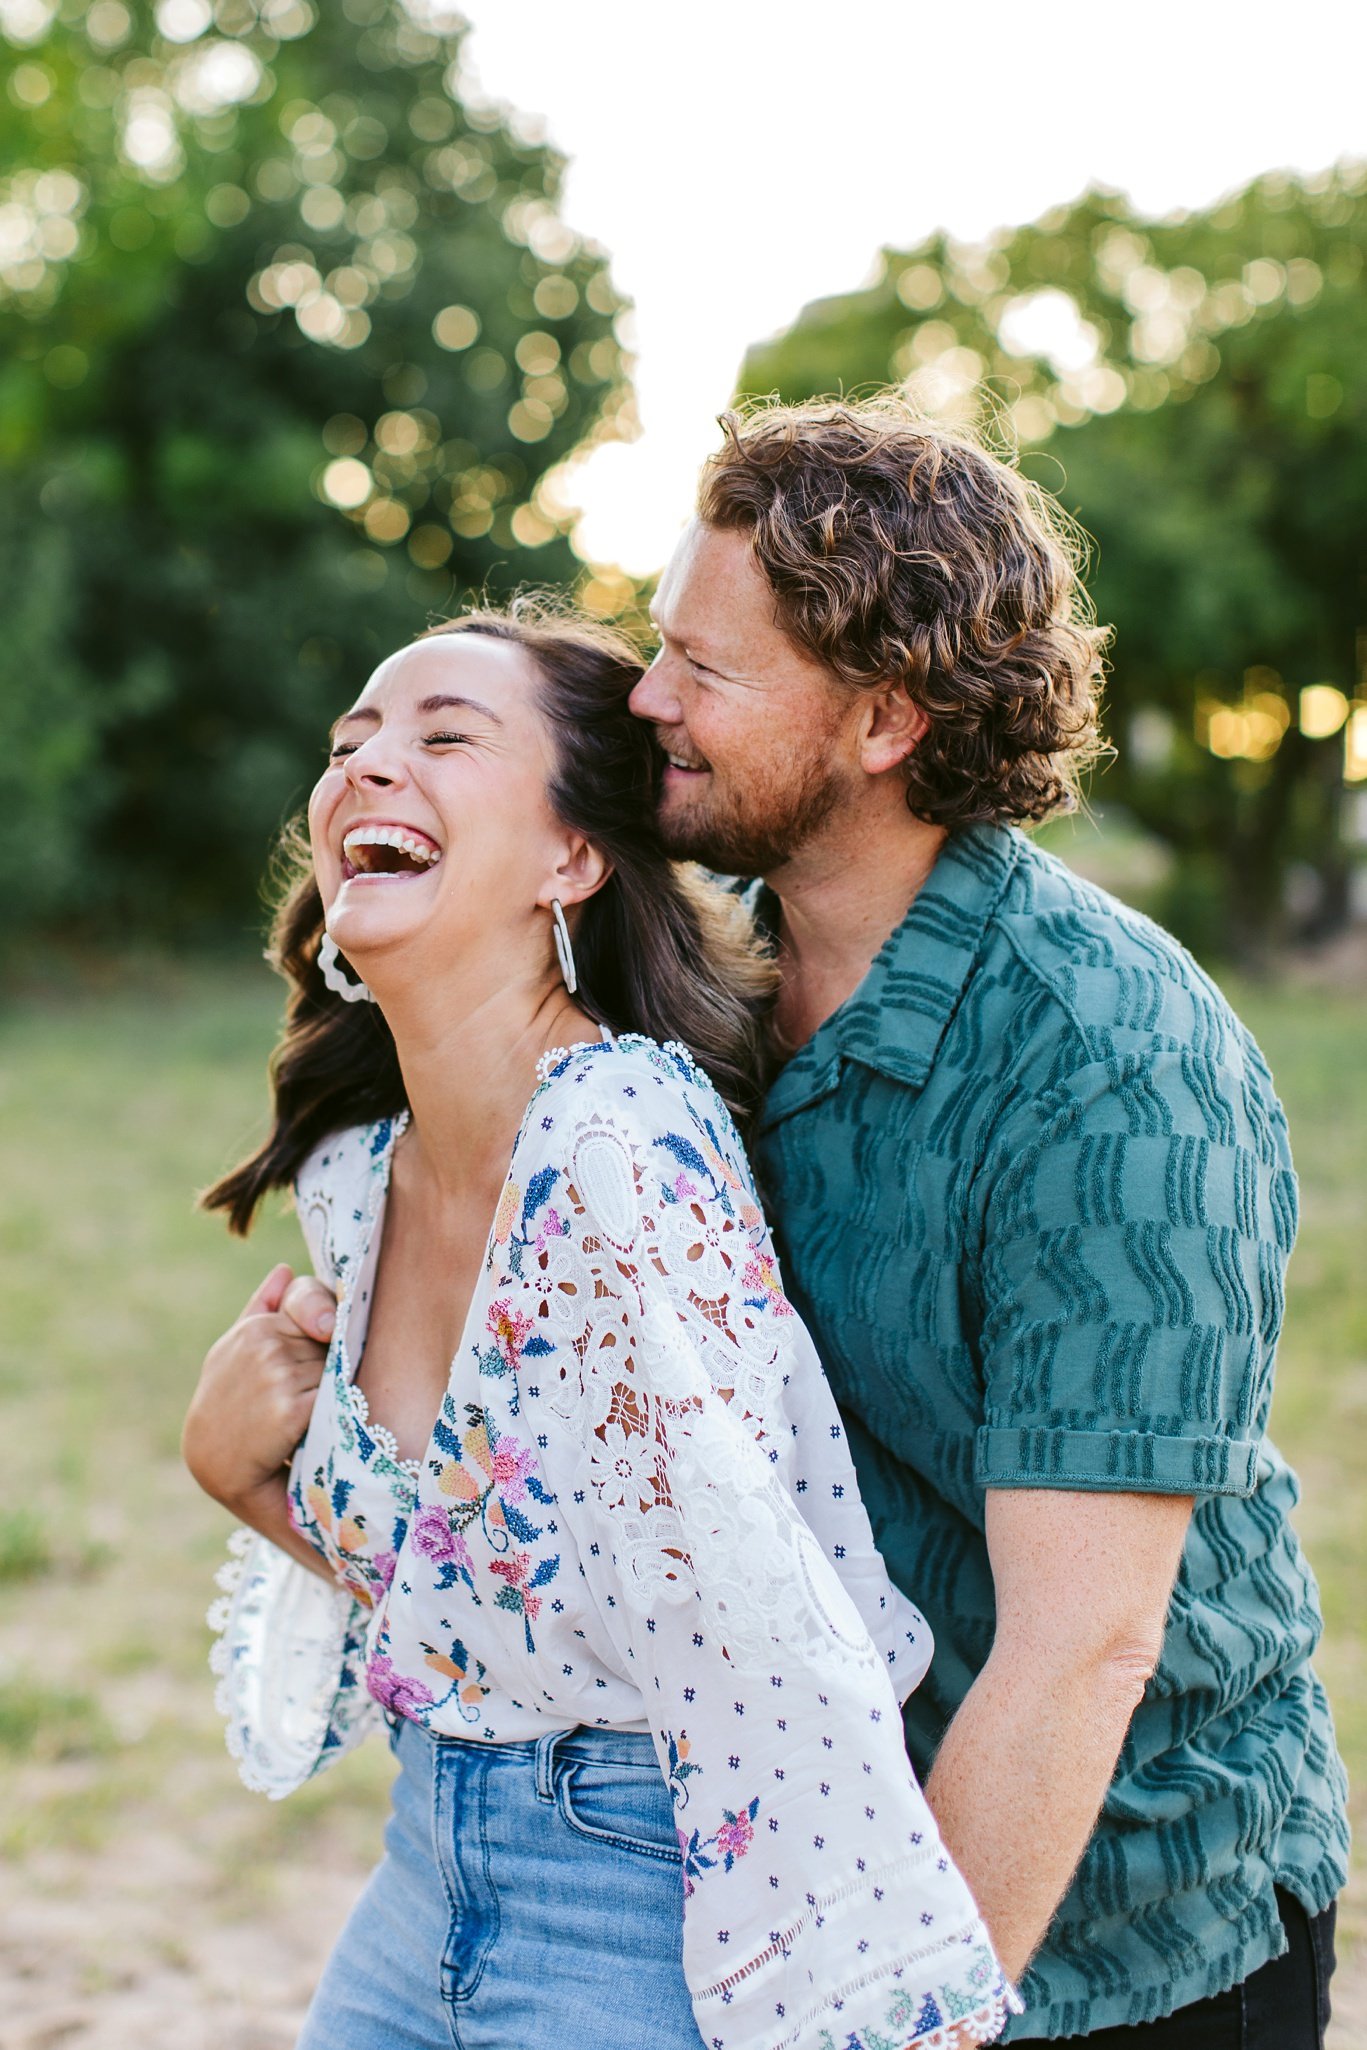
left=325, top=899, right=427, bottom=967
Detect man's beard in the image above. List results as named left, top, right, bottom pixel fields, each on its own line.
left=656, top=750, right=844, bottom=878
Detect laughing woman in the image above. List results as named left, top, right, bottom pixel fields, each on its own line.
left=184, top=602, right=1015, bottom=2050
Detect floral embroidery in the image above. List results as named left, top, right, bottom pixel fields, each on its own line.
left=366, top=1640, right=435, bottom=1717
left=664, top=1728, right=701, bottom=1809
left=289, top=1459, right=407, bottom=1609
left=415, top=1401, right=560, bottom=1650
left=812, top=1951, right=1013, bottom=2048
left=678, top=1794, right=760, bottom=1897
left=486, top=1296, right=536, bottom=1372
left=487, top=1546, right=559, bottom=1651
left=419, top=1633, right=492, bottom=1723
left=741, top=1247, right=794, bottom=1316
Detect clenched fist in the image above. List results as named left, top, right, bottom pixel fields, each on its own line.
left=182, top=1262, right=338, bottom=1519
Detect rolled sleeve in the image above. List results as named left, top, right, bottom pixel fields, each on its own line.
left=974, top=1046, right=1296, bottom=1498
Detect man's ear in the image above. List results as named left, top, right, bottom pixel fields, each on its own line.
left=540, top=834, right=612, bottom=911
left=858, top=683, right=929, bottom=777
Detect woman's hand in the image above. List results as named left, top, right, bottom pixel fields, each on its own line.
left=182, top=1263, right=337, bottom=1516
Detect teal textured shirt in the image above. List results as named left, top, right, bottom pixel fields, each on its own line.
left=750, top=824, right=1348, bottom=2039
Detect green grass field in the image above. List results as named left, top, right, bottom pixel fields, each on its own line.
left=0, top=950, right=1362, bottom=2042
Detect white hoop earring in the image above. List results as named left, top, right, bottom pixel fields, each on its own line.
left=550, top=898, right=578, bottom=995
left=318, top=933, right=376, bottom=1004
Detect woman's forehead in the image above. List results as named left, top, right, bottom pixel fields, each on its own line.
left=353, top=633, right=537, bottom=715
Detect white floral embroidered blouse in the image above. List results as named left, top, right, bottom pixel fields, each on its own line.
left=212, top=1034, right=1015, bottom=2050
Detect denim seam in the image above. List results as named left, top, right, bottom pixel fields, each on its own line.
left=453, top=1758, right=500, bottom=2013
left=555, top=1765, right=682, bottom=1865
left=432, top=1743, right=467, bottom=2019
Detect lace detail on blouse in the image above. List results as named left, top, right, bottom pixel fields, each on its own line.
left=541, top=1111, right=884, bottom=1677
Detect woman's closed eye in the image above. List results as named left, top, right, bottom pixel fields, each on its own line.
left=328, top=731, right=472, bottom=758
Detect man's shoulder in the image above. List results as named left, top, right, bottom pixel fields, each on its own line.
left=980, top=832, right=1251, bottom=1072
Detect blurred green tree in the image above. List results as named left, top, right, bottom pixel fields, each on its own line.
left=0, top=0, right=633, bottom=942
left=739, top=166, right=1366, bottom=958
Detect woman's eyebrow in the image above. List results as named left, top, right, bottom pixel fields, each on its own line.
left=329, top=705, right=379, bottom=742
left=416, top=693, right=503, bottom=724
left=327, top=693, right=503, bottom=743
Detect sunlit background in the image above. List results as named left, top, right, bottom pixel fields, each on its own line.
left=458, top=0, right=1367, bottom=571
left=1, top=3, right=1364, bottom=2046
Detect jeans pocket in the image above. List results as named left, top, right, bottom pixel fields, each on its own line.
left=556, top=1756, right=682, bottom=1863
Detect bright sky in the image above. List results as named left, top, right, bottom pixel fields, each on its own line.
left=458, top=0, right=1366, bottom=576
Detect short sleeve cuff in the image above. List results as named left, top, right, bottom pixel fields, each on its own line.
left=974, top=1425, right=1259, bottom=1496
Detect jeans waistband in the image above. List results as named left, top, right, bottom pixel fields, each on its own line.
left=396, top=1714, right=658, bottom=1788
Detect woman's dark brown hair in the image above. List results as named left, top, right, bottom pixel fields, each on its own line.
left=203, top=598, right=775, bottom=1236
left=698, top=394, right=1109, bottom=826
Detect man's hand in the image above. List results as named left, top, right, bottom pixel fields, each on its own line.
left=924, top=1487, right=1192, bottom=1985
left=182, top=1263, right=338, bottom=1517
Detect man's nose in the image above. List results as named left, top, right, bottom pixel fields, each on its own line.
left=629, top=652, right=683, bottom=727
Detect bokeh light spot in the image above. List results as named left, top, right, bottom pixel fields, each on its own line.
left=321, top=457, right=371, bottom=509
left=896, top=263, right=942, bottom=311
left=1306, top=375, right=1343, bottom=420
left=515, top=329, right=560, bottom=375
left=532, top=274, right=578, bottom=320
left=433, top=303, right=479, bottom=351
left=510, top=503, right=555, bottom=547
left=363, top=498, right=411, bottom=544
left=507, top=398, right=552, bottom=442
left=86, top=0, right=132, bottom=49
left=1299, top=686, right=1350, bottom=740
left=408, top=523, right=453, bottom=568
left=8, top=62, right=53, bottom=106
left=322, top=414, right=367, bottom=456
left=156, top=0, right=211, bottom=40
left=300, top=186, right=345, bottom=231
left=204, top=182, right=250, bottom=227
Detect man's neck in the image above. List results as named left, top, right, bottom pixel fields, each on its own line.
left=767, top=808, right=948, bottom=1057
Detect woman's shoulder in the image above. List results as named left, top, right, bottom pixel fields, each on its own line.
left=532, top=1033, right=742, bottom=1152
left=522, top=1032, right=762, bottom=1226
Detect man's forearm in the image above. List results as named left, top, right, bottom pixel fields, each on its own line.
left=924, top=1637, right=1152, bottom=1982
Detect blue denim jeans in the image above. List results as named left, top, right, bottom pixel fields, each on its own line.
left=296, top=1716, right=704, bottom=2050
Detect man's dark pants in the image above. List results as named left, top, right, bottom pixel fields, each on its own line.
left=1078, top=1889, right=1336, bottom=2047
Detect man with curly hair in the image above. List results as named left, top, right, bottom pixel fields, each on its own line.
left=625, top=396, right=1346, bottom=2046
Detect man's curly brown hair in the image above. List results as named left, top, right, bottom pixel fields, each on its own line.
left=697, top=394, right=1110, bottom=827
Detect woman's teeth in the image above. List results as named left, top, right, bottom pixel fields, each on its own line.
left=341, top=824, right=442, bottom=876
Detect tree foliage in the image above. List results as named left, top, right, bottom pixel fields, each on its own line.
left=0, top=0, right=633, bottom=941
left=740, top=165, right=1366, bottom=957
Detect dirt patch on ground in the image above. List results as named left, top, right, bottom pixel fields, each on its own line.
left=0, top=1808, right=361, bottom=2050
left=1, top=1796, right=1362, bottom=2048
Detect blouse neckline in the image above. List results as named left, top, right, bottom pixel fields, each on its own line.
left=335, top=1022, right=623, bottom=1483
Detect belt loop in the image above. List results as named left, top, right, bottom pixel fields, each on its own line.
left=533, top=1727, right=561, bottom=1802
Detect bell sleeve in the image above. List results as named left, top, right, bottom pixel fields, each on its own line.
left=207, top=1128, right=380, bottom=1797
left=526, top=1061, right=1017, bottom=2050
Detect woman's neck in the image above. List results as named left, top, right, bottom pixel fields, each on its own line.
left=378, top=958, right=599, bottom=1207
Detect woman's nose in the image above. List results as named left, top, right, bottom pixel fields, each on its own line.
left=343, top=736, right=405, bottom=790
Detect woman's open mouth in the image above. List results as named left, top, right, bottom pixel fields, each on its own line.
left=340, top=823, right=443, bottom=882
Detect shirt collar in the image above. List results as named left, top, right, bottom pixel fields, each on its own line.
left=758, top=823, right=1022, bottom=1129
